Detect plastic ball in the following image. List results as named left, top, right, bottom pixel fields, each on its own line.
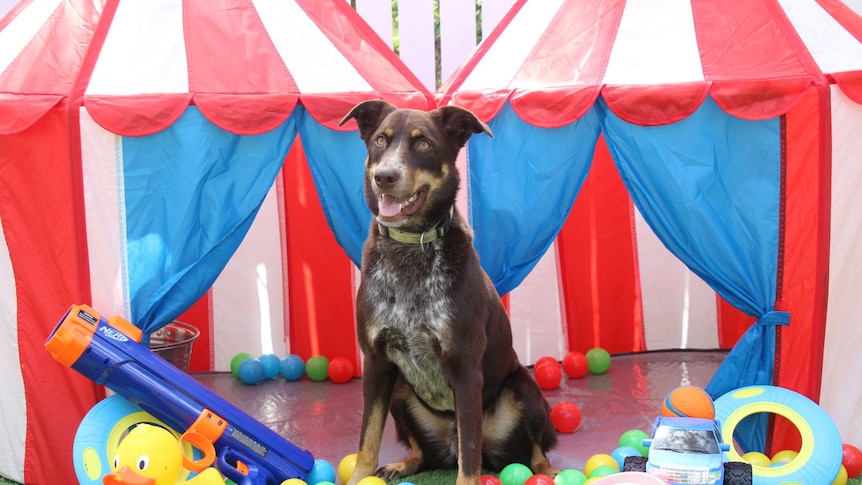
left=583, top=478, right=601, bottom=484
left=230, top=352, right=253, bottom=377
left=535, top=362, right=562, bottom=390
left=843, top=443, right=862, bottom=478
left=833, top=464, right=848, bottom=485
left=584, top=454, right=619, bottom=476
left=661, top=385, right=715, bottom=420
left=280, top=354, right=305, bottom=381
left=585, top=348, right=611, bottom=374
left=356, top=477, right=387, bottom=485
left=280, top=479, right=307, bottom=485
left=535, top=356, right=558, bottom=370
left=553, top=469, right=587, bottom=485
left=562, top=352, right=588, bottom=379
left=499, top=463, right=533, bottom=485
left=618, top=429, right=649, bottom=457
left=237, top=359, right=265, bottom=385
left=328, top=356, right=355, bottom=384
left=525, top=474, right=556, bottom=485
left=588, top=465, right=617, bottom=478
left=611, top=446, right=641, bottom=470
left=259, top=353, right=282, bottom=380
left=771, top=449, right=798, bottom=465
left=481, top=475, right=504, bottom=485
left=741, top=451, right=771, bottom=467
left=305, top=458, right=336, bottom=485
left=550, top=401, right=582, bottom=433
left=337, top=454, right=357, bottom=484
left=305, top=355, right=330, bottom=382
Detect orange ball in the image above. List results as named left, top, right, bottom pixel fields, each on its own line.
left=661, top=385, right=715, bottom=420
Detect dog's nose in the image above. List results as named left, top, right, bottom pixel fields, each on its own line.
left=374, top=166, right=401, bottom=189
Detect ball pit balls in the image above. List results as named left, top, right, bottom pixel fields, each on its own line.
left=237, top=358, right=265, bottom=385
left=611, top=446, right=641, bottom=469
left=499, top=462, right=533, bottom=485
left=481, top=475, right=503, bottom=485
left=259, top=353, right=282, bottom=380
left=741, top=451, right=771, bottom=467
left=535, top=362, right=562, bottom=390
left=524, top=474, right=556, bottom=485
left=535, top=356, right=558, bottom=370
left=550, top=401, right=582, bottom=433
left=585, top=348, right=611, bottom=374
left=305, top=458, right=336, bottom=485
left=588, top=465, right=617, bottom=478
left=661, top=385, right=715, bottom=420
left=833, top=464, right=849, bottom=485
left=618, top=429, right=649, bottom=457
left=230, top=352, right=253, bottom=377
left=771, top=449, right=798, bottom=465
left=562, top=352, right=588, bottom=379
left=280, top=479, right=307, bottom=485
left=328, top=356, right=355, bottom=384
left=281, top=354, right=306, bottom=381
left=356, top=477, right=387, bottom=485
left=843, top=443, right=862, bottom=478
left=337, top=453, right=357, bottom=484
left=305, top=355, right=330, bottom=382
left=553, top=469, right=588, bottom=485
left=584, top=454, right=619, bottom=476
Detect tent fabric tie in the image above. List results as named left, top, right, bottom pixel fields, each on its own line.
left=756, top=310, right=790, bottom=326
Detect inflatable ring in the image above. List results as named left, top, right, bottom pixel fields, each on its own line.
left=73, top=394, right=200, bottom=484
left=714, top=385, right=842, bottom=485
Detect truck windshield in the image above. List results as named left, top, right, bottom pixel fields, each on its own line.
left=652, top=427, right=720, bottom=454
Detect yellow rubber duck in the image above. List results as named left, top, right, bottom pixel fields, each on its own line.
left=102, top=423, right=226, bottom=485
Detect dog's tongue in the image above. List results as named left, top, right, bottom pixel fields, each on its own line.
left=378, top=194, right=404, bottom=218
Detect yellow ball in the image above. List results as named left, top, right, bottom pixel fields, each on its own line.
left=280, top=479, right=307, bottom=485
left=338, top=454, right=358, bottom=485
left=741, top=451, right=772, bottom=467
left=771, top=449, right=798, bottom=465
left=832, top=464, right=848, bottom=485
left=356, top=477, right=387, bottom=485
left=584, top=453, right=619, bottom=476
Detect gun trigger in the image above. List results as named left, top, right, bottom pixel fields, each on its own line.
left=181, top=409, right=228, bottom=472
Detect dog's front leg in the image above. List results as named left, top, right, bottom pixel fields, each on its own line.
left=348, top=352, right=398, bottom=485
left=448, top=364, right=484, bottom=485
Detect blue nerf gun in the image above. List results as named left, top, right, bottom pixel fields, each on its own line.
left=46, top=304, right=314, bottom=485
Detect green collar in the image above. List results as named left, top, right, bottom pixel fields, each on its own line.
left=377, top=207, right=454, bottom=248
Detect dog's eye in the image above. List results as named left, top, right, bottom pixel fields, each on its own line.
left=375, top=135, right=386, bottom=147
left=417, top=140, right=431, bottom=151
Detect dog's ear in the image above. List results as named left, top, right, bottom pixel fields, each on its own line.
left=435, top=105, right=494, bottom=148
left=339, top=100, right=397, bottom=140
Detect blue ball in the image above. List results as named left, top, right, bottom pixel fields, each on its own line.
left=280, top=354, right=305, bottom=381
left=305, top=458, right=336, bottom=485
left=611, top=445, right=642, bottom=469
left=259, top=353, right=281, bottom=379
left=237, top=359, right=264, bottom=385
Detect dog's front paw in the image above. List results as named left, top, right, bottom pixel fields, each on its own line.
left=375, top=459, right=421, bottom=481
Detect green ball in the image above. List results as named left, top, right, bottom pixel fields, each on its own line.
left=588, top=465, right=617, bottom=478
left=230, top=352, right=253, bottom=377
left=553, top=469, right=587, bottom=485
left=499, top=463, right=533, bottom=485
left=305, top=355, right=330, bottom=381
left=585, top=347, right=611, bottom=375
left=618, top=429, right=650, bottom=457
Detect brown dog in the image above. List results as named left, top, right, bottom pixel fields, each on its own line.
left=339, top=100, right=558, bottom=485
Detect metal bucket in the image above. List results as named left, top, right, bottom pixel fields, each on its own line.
left=149, top=320, right=199, bottom=372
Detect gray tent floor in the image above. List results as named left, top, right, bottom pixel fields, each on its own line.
left=194, top=350, right=725, bottom=474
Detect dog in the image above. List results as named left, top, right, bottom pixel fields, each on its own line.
left=338, top=100, right=558, bottom=485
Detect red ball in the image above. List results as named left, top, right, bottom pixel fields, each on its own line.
left=534, top=356, right=558, bottom=370
left=481, top=474, right=503, bottom=485
left=843, top=443, right=862, bottom=479
left=534, top=361, right=562, bottom=390
left=524, top=474, right=556, bottom=485
left=550, top=401, right=582, bottom=433
left=327, top=356, right=355, bottom=384
left=562, top=352, right=588, bottom=379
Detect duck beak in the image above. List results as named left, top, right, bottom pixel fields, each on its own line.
left=102, top=466, right=156, bottom=485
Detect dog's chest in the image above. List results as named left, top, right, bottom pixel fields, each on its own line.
left=364, top=247, right=456, bottom=410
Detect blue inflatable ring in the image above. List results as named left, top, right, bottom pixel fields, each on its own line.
left=714, top=385, right=842, bottom=485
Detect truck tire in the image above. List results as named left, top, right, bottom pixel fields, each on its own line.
left=723, top=461, right=753, bottom=485
left=623, top=456, right=648, bottom=472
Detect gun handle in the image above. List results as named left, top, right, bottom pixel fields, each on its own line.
left=218, top=447, right=261, bottom=485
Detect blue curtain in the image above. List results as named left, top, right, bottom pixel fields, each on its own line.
left=467, top=102, right=602, bottom=295
left=123, top=106, right=297, bottom=337
left=598, top=97, right=787, bottom=452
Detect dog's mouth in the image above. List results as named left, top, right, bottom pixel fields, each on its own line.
left=377, top=188, right=427, bottom=222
